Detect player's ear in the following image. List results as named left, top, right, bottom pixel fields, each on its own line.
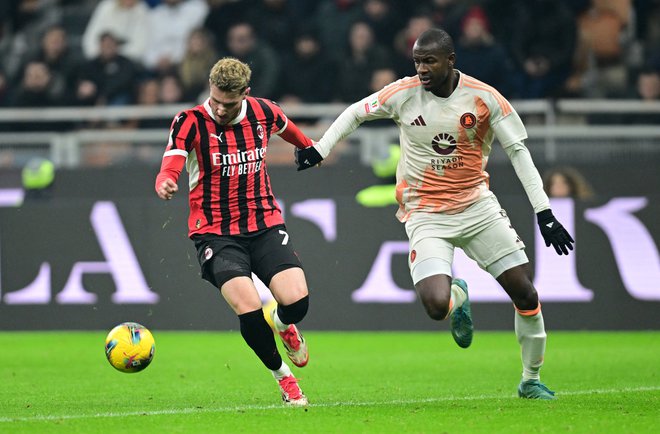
left=244, top=87, right=251, bottom=98
left=448, top=52, right=456, bottom=67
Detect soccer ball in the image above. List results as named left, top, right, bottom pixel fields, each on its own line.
left=105, top=322, right=155, bottom=373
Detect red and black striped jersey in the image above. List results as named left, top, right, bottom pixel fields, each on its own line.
left=158, top=96, right=312, bottom=237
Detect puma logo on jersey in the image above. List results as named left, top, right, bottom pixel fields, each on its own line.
left=210, top=132, right=223, bottom=142
left=410, top=115, right=427, bottom=126
left=175, top=115, right=184, bottom=122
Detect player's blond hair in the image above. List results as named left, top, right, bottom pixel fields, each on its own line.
left=209, top=57, right=251, bottom=93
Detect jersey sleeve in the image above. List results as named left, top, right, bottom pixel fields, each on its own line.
left=260, top=99, right=288, bottom=135
left=156, top=111, right=197, bottom=189
left=165, top=111, right=197, bottom=156
left=278, top=117, right=313, bottom=149
left=504, top=142, right=550, bottom=213
left=315, top=89, right=395, bottom=158
left=486, top=91, right=527, bottom=148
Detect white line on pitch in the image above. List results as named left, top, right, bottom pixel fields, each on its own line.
left=1, top=385, right=659, bottom=423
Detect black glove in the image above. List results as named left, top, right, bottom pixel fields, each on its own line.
left=295, top=146, right=323, bottom=171
left=537, top=209, right=575, bottom=255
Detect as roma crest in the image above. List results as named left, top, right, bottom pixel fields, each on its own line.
left=460, top=113, right=476, bottom=129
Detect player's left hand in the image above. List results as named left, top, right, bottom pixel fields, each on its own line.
left=295, top=145, right=323, bottom=171
left=536, top=209, right=574, bottom=255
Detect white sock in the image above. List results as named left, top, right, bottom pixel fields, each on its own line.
left=272, top=307, right=288, bottom=332
left=271, top=361, right=292, bottom=381
left=515, top=307, right=546, bottom=381
left=446, top=281, right=467, bottom=318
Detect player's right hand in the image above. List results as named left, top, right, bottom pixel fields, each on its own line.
left=295, top=146, right=323, bottom=171
left=156, top=178, right=178, bottom=200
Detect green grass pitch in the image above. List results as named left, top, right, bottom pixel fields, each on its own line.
left=1, top=331, right=658, bottom=433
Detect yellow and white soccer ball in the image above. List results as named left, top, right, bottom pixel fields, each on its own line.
left=105, top=322, right=155, bottom=373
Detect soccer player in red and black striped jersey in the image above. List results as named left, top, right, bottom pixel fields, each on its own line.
left=155, top=57, right=313, bottom=406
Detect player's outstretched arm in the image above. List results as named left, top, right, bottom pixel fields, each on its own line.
left=294, top=145, right=323, bottom=171
left=295, top=97, right=377, bottom=171
left=275, top=117, right=322, bottom=171
left=536, top=209, right=574, bottom=255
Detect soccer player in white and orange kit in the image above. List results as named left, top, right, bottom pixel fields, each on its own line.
left=295, top=28, right=574, bottom=399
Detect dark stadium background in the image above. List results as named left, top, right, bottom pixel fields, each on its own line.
left=0, top=0, right=659, bottom=331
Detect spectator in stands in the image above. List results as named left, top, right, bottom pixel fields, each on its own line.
left=143, top=0, right=209, bottom=74
left=203, top=0, right=250, bottom=54
left=10, top=61, right=58, bottom=107
left=279, top=30, right=337, bottom=103
left=74, top=32, right=141, bottom=106
left=627, top=66, right=660, bottom=124
left=126, top=77, right=167, bottom=129
left=82, top=0, right=149, bottom=63
left=543, top=166, right=595, bottom=200
left=454, top=6, right=515, bottom=96
left=565, top=0, right=632, bottom=98
left=359, top=0, right=404, bottom=48
left=159, top=72, right=185, bottom=104
left=508, top=0, right=576, bottom=99
left=392, top=14, right=433, bottom=77
left=336, top=21, right=392, bottom=102
left=369, top=67, right=397, bottom=94
left=1, top=0, right=61, bottom=81
left=423, top=0, right=471, bottom=39
left=9, top=60, right=73, bottom=131
left=178, top=27, right=217, bottom=102
left=137, top=77, right=160, bottom=106
left=314, top=0, right=363, bottom=58
left=16, top=25, right=82, bottom=106
left=224, top=22, right=280, bottom=98
left=367, top=67, right=398, bottom=129
left=247, top=0, right=300, bottom=54
left=637, top=67, right=660, bottom=101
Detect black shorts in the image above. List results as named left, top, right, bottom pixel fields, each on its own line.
left=191, top=224, right=303, bottom=289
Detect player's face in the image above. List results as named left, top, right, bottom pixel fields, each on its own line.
left=208, top=85, right=248, bottom=125
left=412, top=43, right=455, bottom=96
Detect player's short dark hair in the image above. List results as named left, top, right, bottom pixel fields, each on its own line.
left=416, top=28, right=454, bottom=54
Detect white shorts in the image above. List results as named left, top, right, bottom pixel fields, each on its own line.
left=405, top=195, right=528, bottom=284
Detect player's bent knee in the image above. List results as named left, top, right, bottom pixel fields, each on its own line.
left=418, top=289, right=450, bottom=320
left=512, top=288, right=539, bottom=311
left=423, top=302, right=449, bottom=321
left=278, top=295, right=309, bottom=324
left=415, top=276, right=451, bottom=320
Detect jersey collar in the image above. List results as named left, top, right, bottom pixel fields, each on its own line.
left=203, top=98, right=248, bottom=125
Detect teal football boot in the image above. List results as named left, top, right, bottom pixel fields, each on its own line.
left=450, top=278, right=473, bottom=348
left=518, top=379, right=556, bottom=400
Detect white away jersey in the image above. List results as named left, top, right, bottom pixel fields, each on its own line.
left=358, top=72, right=527, bottom=221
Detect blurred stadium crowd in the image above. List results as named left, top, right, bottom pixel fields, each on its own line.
left=1, top=0, right=659, bottom=114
